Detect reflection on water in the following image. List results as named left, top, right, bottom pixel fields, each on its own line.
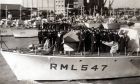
left=1, top=36, right=140, bottom=84
left=34, top=77, right=140, bottom=84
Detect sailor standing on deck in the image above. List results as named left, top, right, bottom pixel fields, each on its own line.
left=43, top=37, right=51, bottom=50
left=102, top=41, right=119, bottom=56
left=38, top=30, right=44, bottom=44
left=56, top=31, right=65, bottom=54
left=0, top=20, right=4, bottom=28
left=78, top=29, right=85, bottom=53
left=90, top=31, right=96, bottom=53
left=118, top=32, right=130, bottom=55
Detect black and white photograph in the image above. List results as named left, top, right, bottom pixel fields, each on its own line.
left=0, top=0, right=140, bottom=84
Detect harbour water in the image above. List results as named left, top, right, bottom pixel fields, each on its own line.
left=0, top=36, right=140, bottom=84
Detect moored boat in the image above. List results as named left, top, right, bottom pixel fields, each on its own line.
left=12, top=29, right=38, bottom=38
left=1, top=21, right=140, bottom=80
left=1, top=50, right=140, bottom=80
left=0, top=28, right=13, bottom=36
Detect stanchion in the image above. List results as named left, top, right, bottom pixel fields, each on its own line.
left=35, top=45, right=37, bottom=55
left=137, top=48, right=140, bottom=56
left=125, top=47, right=127, bottom=56
left=98, top=47, right=100, bottom=56
left=68, top=51, right=71, bottom=56
left=84, top=43, right=86, bottom=56
left=137, top=48, right=139, bottom=56
left=0, top=30, right=2, bottom=48
left=137, top=51, right=139, bottom=56
left=0, top=30, right=8, bottom=49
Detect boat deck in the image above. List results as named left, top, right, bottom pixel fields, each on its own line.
left=3, top=49, right=140, bottom=57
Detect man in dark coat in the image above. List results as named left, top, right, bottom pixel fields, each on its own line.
left=38, top=30, right=44, bottom=44
left=78, top=30, right=85, bottom=52
left=90, top=32, right=97, bottom=53
left=118, top=33, right=130, bottom=54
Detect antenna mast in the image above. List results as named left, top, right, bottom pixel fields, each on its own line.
left=109, top=0, right=114, bottom=16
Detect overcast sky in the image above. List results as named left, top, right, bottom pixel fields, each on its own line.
left=0, top=0, right=140, bottom=8
left=106, top=0, right=140, bottom=8
left=0, top=0, right=22, bottom=4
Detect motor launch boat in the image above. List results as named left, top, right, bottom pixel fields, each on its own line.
left=1, top=27, right=140, bottom=80
left=0, top=28, right=13, bottom=36
left=1, top=49, right=140, bottom=80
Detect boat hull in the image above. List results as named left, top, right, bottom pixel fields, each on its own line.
left=1, top=51, right=140, bottom=80
left=84, top=23, right=101, bottom=28
left=0, top=28, right=13, bottom=36
left=12, top=29, right=38, bottom=37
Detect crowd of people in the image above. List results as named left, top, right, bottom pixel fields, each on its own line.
left=24, top=14, right=137, bottom=56
left=0, top=13, right=137, bottom=56
left=37, top=22, right=131, bottom=56
left=0, top=13, right=136, bottom=29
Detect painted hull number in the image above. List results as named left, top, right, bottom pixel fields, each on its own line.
left=50, top=63, right=108, bottom=71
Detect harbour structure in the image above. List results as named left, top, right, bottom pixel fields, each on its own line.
left=0, top=3, right=38, bottom=19
left=54, top=0, right=82, bottom=16
left=0, top=0, right=107, bottom=18
left=54, top=0, right=106, bottom=16
left=54, top=0, right=66, bottom=15
left=84, top=0, right=105, bottom=15
left=113, top=8, right=140, bottom=16
left=0, top=4, right=24, bottom=19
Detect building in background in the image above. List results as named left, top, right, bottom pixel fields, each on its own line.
left=0, top=3, right=38, bottom=19
left=0, top=0, right=107, bottom=19
left=54, top=0, right=105, bottom=16
left=54, top=0, right=65, bottom=15
left=113, top=8, right=140, bottom=16
left=84, top=0, right=105, bottom=15
left=0, top=4, right=25, bottom=19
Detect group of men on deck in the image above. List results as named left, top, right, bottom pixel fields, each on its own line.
left=37, top=22, right=131, bottom=56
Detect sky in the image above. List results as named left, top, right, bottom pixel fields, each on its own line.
left=0, top=0, right=22, bottom=4
left=106, top=0, right=140, bottom=8
left=1, top=0, right=140, bottom=8
left=0, top=0, right=54, bottom=9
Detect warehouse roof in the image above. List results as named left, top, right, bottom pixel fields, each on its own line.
left=0, top=4, right=25, bottom=10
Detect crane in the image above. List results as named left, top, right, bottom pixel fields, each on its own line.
left=109, top=0, right=114, bottom=10
left=109, top=0, right=114, bottom=16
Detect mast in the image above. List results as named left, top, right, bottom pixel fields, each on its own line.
left=54, top=0, right=55, bottom=14
left=30, top=0, right=33, bottom=19
left=101, top=8, right=103, bottom=16
left=134, top=8, right=136, bottom=16
left=5, top=5, right=7, bottom=20
left=20, top=4, right=22, bottom=20
left=80, top=6, right=82, bottom=16
left=42, top=0, right=43, bottom=11
left=27, top=0, right=29, bottom=18
left=103, top=0, right=107, bottom=6
left=20, top=0, right=24, bottom=20
left=37, top=0, right=39, bottom=17
left=0, top=2, right=1, bottom=20
left=0, top=29, right=2, bottom=48
left=47, top=0, right=49, bottom=17
left=67, top=3, right=69, bottom=17
left=109, top=0, right=114, bottom=16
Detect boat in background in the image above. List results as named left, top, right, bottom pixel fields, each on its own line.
left=0, top=28, right=13, bottom=36
left=107, top=23, right=121, bottom=29
left=12, top=29, right=38, bottom=38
